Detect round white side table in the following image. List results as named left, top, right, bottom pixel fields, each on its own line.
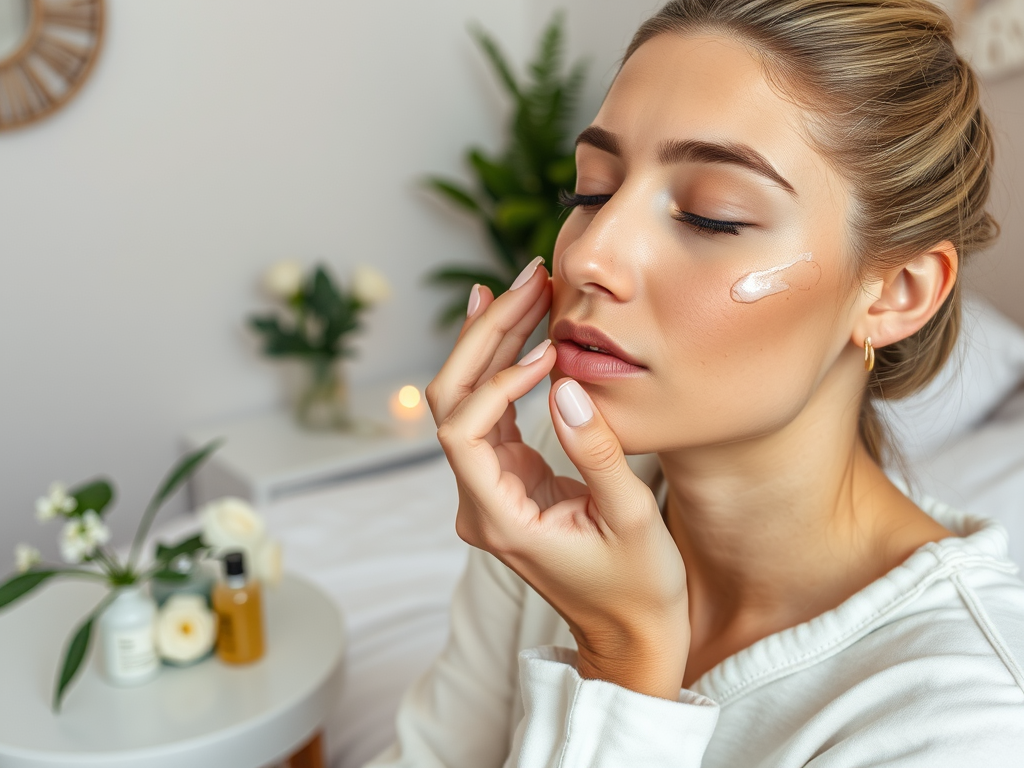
left=0, top=573, right=344, bottom=768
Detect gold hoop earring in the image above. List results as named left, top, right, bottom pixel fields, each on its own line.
left=864, top=337, right=875, bottom=372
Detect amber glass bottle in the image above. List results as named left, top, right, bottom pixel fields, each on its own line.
left=213, top=551, right=265, bottom=664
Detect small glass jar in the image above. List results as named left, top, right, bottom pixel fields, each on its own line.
left=150, top=554, right=215, bottom=607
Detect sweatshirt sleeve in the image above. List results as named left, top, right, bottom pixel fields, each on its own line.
left=365, top=546, right=527, bottom=768
left=505, top=647, right=720, bottom=768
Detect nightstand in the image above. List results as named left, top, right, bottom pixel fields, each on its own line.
left=0, top=574, right=344, bottom=768
left=182, top=372, right=442, bottom=507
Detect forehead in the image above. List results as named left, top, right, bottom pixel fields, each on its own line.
left=596, top=33, right=826, bottom=185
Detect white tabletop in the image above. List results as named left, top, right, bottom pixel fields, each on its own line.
left=0, top=574, right=344, bottom=768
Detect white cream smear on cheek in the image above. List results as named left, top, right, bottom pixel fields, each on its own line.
left=730, top=252, right=822, bottom=304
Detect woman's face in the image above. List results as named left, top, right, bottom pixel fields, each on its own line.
left=549, top=33, right=861, bottom=454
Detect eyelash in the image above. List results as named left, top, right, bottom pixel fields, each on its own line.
left=559, top=191, right=748, bottom=237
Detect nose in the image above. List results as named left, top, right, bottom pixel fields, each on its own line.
left=555, top=194, right=643, bottom=302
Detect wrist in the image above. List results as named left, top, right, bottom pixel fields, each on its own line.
left=574, top=629, right=689, bottom=701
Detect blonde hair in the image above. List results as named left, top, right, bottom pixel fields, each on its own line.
left=625, top=0, right=998, bottom=463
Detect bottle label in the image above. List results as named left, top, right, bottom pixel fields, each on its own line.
left=108, top=625, right=158, bottom=679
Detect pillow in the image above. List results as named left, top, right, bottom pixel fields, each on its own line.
left=879, top=293, right=1024, bottom=462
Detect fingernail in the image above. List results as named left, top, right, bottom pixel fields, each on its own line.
left=517, top=339, right=552, bottom=367
left=555, top=380, right=593, bottom=427
left=509, top=256, right=545, bottom=291
left=467, top=284, right=481, bottom=317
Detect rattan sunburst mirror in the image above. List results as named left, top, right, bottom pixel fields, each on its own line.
left=0, top=0, right=104, bottom=132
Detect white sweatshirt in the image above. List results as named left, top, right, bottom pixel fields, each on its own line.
left=367, top=446, right=1024, bottom=767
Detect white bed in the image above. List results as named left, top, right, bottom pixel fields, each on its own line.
left=155, top=295, right=1024, bottom=768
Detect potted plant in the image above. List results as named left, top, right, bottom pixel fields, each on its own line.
left=249, top=261, right=391, bottom=430
left=424, top=13, right=587, bottom=325
left=0, top=442, right=220, bottom=710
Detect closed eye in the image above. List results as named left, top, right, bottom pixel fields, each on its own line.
left=560, top=191, right=750, bottom=237
left=559, top=191, right=611, bottom=210
left=673, top=211, right=748, bottom=236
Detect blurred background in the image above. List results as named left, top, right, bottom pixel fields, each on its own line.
left=1, top=0, right=1023, bottom=566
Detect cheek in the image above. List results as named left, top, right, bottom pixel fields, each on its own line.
left=640, top=250, right=849, bottom=444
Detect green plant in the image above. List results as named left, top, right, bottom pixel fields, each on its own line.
left=425, top=12, right=587, bottom=325
left=0, top=442, right=221, bottom=710
left=249, top=263, right=388, bottom=364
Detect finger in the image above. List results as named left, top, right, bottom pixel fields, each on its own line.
left=456, top=284, right=495, bottom=342
left=480, top=280, right=552, bottom=384
left=427, top=258, right=549, bottom=424
left=548, top=378, right=651, bottom=533
left=436, top=341, right=556, bottom=515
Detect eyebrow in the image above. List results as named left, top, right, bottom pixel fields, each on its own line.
left=575, top=125, right=797, bottom=196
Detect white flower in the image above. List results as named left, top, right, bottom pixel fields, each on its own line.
left=263, top=260, right=305, bottom=300
left=255, top=538, right=282, bottom=587
left=155, top=594, right=217, bottom=664
left=59, top=510, right=110, bottom=564
left=201, top=497, right=266, bottom=552
left=352, top=264, right=392, bottom=305
left=14, top=543, right=40, bottom=572
left=35, top=482, right=77, bottom=521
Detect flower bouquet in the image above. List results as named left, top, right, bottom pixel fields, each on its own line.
left=0, top=442, right=220, bottom=710
left=249, top=261, right=391, bottom=431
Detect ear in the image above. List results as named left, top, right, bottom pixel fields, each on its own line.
left=854, top=241, right=958, bottom=350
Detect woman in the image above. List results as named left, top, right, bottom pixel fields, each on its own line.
left=371, top=1, right=1024, bottom=765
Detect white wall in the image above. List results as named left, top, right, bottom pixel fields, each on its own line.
left=0, top=0, right=531, bottom=564
left=974, top=75, right=1024, bottom=328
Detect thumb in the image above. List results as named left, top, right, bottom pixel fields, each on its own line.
left=549, top=378, right=650, bottom=523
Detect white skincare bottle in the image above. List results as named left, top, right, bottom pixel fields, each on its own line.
left=98, top=585, right=160, bottom=686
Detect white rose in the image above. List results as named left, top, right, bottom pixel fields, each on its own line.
left=200, top=497, right=266, bottom=551
left=352, top=264, right=392, bottom=305
left=14, top=543, right=40, bottom=572
left=155, top=594, right=217, bottom=664
left=255, top=538, right=282, bottom=587
left=263, top=260, right=304, bottom=300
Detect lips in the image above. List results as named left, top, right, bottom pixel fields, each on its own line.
left=552, top=319, right=646, bottom=382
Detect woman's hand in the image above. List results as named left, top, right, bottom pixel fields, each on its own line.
left=426, top=260, right=690, bottom=700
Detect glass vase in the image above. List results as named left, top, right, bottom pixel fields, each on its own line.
left=296, top=357, right=353, bottom=431
left=98, top=585, right=160, bottom=686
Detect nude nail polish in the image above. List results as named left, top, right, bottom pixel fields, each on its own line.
left=555, top=380, right=594, bottom=427
left=517, top=339, right=552, bottom=366
left=467, top=284, right=482, bottom=317
left=509, top=256, right=545, bottom=291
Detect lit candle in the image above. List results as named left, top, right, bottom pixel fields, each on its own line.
left=389, top=385, right=426, bottom=421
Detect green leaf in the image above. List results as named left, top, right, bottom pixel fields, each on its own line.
left=495, top=198, right=548, bottom=232
left=249, top=315, right=316, bottom=357
left=470, top=24, right=521, bottom=99
left=424, top=178, right=482, bottom=214
left=154, top=534, right=206, bottom=566
left=127, top=441, right=223, bottom=569
left=150, top=569, right=190, bottom=583
left=545, top=156, right=577, bottom=188
left=484, top=220, right=520, bottom=272
left=468, top=150, right=522, bottom=200
left=0, top=570, right=60, bottom=611
left=53, top=594, right=113, bottom=712
left=428, top=267, right=507, bottom=296
left=69, top=480, right=115, bottom=517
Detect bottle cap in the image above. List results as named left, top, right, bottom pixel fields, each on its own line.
left=224, top=550, right=246, bottom=578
